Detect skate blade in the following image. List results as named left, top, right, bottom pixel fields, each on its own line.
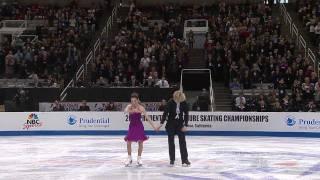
left=136, top=164, right=143, bottom=167
left=182, top=164, right=190, bottom=167
left=125, top=161, right=133, bottom=167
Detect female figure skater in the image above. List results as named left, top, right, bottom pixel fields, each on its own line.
left=124, top=92, right=156, bottom=166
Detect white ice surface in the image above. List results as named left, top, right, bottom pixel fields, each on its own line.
left=0, top=136, right=320, bottom=180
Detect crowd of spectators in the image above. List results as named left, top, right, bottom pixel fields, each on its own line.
left=2, top=1, right=319, bottom=112
left=88, top=2, right=197, bottom=88
left=0, top=1, right=102, bottom=87
left=296, top=0, right=320, bottom=49
left=52, top=99, right=164, bottom=112
left=233, top=90, right=319, bottom=112
left=200, top=2, right=319, bottom=112
left=52, top=100, right=118, bottom=111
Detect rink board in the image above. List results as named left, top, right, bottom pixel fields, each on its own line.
left=0, top=112, right=319, bottom=137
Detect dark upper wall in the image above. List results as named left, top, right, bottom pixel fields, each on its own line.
left=134, top=0, right=296, bottom=6
left=135, top=0, right=264, bottom=6
left=12, top=0, right=109, bottom=7
left=5, top=0, right=296, bottom=7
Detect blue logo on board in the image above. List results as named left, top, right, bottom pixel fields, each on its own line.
left=286, top=116, right=296, bottom=126
left=68, top=115, right=77, bottom=125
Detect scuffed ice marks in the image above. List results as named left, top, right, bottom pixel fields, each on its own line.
left=0, top=136, right=320, bottom=180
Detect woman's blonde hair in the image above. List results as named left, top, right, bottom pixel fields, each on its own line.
left=173, top=90, right=186, bottom=103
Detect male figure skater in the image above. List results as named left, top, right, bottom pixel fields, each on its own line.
left=157, top=90, right=191, bottom=166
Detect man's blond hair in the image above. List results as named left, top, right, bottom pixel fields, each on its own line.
left=173, top=90, right=186, bottom=103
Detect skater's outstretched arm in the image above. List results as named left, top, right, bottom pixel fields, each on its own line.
left=141, top=106, right=157, bottom=130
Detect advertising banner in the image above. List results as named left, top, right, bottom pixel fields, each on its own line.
left=0, top=112, right=320, bottom=137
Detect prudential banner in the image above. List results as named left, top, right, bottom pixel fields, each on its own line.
left=0, top=112, right=319, bottom=135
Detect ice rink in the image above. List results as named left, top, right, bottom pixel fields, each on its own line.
left=0, top=135, right=320, bottom=180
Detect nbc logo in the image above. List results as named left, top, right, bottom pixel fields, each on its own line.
left=23, top=113, right=43, bottom=130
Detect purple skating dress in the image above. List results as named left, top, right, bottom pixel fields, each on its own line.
left=124, top=112, right=149, bottom=142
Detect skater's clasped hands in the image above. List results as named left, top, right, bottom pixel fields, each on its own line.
left=181, top=126, right=188, bottom=132
left=155, top=124, right=162, bottom=132
left=154, top=124, right=187, bottom=132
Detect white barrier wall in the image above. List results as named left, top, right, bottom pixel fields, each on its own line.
left=0, top=112, right=319, bottom=137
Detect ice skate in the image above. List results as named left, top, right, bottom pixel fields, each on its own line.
left=125, top=156, right=132, bottom=167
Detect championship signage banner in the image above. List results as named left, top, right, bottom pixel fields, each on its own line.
left=39, top=102, right=161, bottom=112
left=0, top=112, right=320, bottom=136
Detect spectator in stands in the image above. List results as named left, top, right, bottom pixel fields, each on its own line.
left=314, top=79, right=320, bottom=102
left=144, top=76, right=155, bottom=87
left=305, top=100, right=317, bottom=112
left=229, top=61, right=239, bottom=81
left=315, top=22, right=320, bottom=46
left=140, top=54, right=151, bottom=70
left=0, top=48, right=5, bottom=75
left=282, top=95, right=290, bottom=112
left=257, top=99, right=268, bottom=112
left=310, top=72, right=318, bottom=84
left=113, top=76, right=122, bottom=87
left=291, top=93, right=304, bottom=112
left=309, top=20, right=316, bottom=45
left=29, top=72, right=39, bottom=87
left=5, top=51, right=15, bottom=78
left=79, top=100, right=90, bottom=111
left=192, top=97, right=201, bottom=111
left=302, top=77, right=314, bottom=101
left=155, top=77, right=170, bottom=88
left=97, top=76, right=108, bottom=87
left=187, top=30, right=195, bottom=48
left=234, top=93, right=246, bottom=111
left=267, top=91, right=277, bottom=107
left=198, top=89, right=210, bottom=111
left=229, top=78, right=241, bottom=90
left=277, top=78, right=287, bottom=99
left=75, top=79, right=85, bottom=88
left=267, top=0, right=274, bottom=6
left=241, top=71, right=252, bottom=89
left=245, top=97, right=257, bottom=111
left=52, top=100, right=65, bottom=111
left=106, top=102, right=117, bottom=111
left=272, top=99, right=283, bottom=112
left=158, top=99, right=167, bottom=111
left=13, top=89, right=31, bottom=111
left=129, top=75, right=139, bottom=87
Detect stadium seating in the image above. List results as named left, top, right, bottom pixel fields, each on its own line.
left=0, top=1, right=102, bottom=86
left=0, top=0, right=319, bottom=112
